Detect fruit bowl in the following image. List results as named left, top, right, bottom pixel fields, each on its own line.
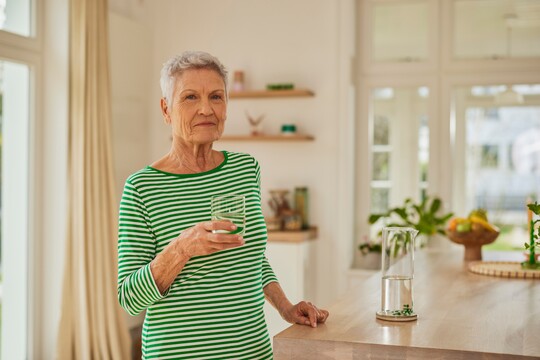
left=446, top=227, right=499, bottom=261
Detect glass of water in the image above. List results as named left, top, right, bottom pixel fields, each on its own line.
left=376, top=226, right=418, bottom=322
left=210, top=194, right=246, bottom=235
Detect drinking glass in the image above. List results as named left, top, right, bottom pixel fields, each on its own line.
left=376, top=226, right=418, bottom=322
left=210, top=195, right=246, bottom=235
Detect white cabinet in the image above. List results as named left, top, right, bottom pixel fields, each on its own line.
left=263, top=235, right=316, bottom=341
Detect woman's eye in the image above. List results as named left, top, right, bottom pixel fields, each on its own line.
left=211, top=94, right=223, bottom=100
left=184, top=94, right=196, bottom=100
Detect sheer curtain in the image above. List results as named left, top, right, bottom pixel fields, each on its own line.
left=57, top=0, right=131, bottom=358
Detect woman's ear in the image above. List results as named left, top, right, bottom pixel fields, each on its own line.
left=160, top=98, right=171, bottom=124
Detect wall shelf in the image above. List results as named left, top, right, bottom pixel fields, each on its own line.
left=219, top=134, right=314, bottom=142
left=229, top=89, right=315, bottom=99
left=267, top=227, right=318, bottom=243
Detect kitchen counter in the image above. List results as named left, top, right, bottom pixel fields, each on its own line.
left=273, top=250, right=540, bottom=359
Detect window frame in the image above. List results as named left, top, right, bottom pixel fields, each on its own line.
left=0, top=0, right=42, bottom=357
left=443, top=72, right=540, bottom=217
left=0, top=0, right=41, bottom=52
left=441, top=0, right=540, bottom=73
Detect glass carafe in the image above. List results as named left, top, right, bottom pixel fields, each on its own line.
left=376, top=227, right=419, bottom=322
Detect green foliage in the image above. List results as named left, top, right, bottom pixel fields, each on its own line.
left=368, top=196, right=454, bottom=237
left=526, top=201, right=540, bottom=251
left=392, top=304, right=414, bottom=316
left=522, top=201, right=540, bottom=269
left=359, top=242, right=382, bottom=254
left=527, top=202, right=540, bottom=215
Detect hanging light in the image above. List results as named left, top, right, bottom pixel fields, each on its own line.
left=494, top=85, right=524, bottom=105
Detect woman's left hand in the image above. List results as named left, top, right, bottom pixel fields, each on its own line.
left=281, top=301, right=329, bottom=328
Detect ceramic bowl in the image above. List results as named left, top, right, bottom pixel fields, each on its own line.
left=446, top=227, right=499, bottom=261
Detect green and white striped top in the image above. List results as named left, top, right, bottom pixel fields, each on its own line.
left=117, top=151, right=277, bottom=359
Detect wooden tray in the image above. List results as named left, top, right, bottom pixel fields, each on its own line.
left=468, top=261, right=540, bottom=279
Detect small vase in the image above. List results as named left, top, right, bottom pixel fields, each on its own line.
left=357, top=252, right=381, bottom=270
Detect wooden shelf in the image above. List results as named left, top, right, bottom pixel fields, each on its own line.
left=218, top=134, right=314, bottom=142
left=267, top=227, right=318, bottom=243
left=229, top=89, right=314, bottom=99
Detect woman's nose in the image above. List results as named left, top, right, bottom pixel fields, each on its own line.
left=198, top=99, right=212, bottom=115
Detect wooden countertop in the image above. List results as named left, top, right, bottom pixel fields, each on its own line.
left=274, top=250, right=540, bottom=359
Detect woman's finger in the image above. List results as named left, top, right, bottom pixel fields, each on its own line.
left=302, top=303, right=318, bottom=327
left=311, top=304, right=322, bottom=318
left=208, top=232, right=244, bottom=244
left=319, top=309, right=329, bottom=323
left=201, top=220, right=237, bottom=232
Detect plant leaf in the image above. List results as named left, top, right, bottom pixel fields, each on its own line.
left=527, top=202, right=540, bottom=215
left=392, top=208, right=408, bottom=221
left=369, top=214, right=385, bottom=224
left=430, top=198, right=441, bottom=214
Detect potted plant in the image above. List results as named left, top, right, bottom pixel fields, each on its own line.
left=523, top=202, right=540, bottom=270
left=368, top=196, right=454, bottom=248
left=357, top=236, right=382, bottom=270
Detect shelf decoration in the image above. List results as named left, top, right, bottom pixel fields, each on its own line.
left=245, top=111, right=265, bottom=136
left=266, top=83, right=294, bottom=91
left=232, top=70, right=245, bottom=92
left=267, top=189, right=302, bottom=231
left=229, top=89, right=314, bottom=99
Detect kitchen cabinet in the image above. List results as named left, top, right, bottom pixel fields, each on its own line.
left=264, top=229, right=317, bottom=341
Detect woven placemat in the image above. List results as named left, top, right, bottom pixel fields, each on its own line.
left=468, top=261, right=540, bottom=279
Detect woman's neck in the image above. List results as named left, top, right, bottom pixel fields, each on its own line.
left=152, top=139, right=221, bottom=174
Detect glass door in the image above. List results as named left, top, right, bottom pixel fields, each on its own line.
left=453, top=84, right=540, bottom=250
left=370, top=86, right=430, bottom=213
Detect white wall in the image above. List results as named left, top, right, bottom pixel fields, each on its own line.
left=146, top=0, right=354, bottom=308
left=109, top=10, right=154, bottom=328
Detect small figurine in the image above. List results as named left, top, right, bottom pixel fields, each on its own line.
left=245, top=111, right=265, bottom=136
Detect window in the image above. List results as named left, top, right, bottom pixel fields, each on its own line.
left=453, top=0, right=540, bottom=60
left=0, top=0, right=33, bottom=37
left=0, top=59, right=31, bottom=360
left=369, top=86, right=430, bottom=214
left=0, top=0, right=37, bottom=357
left=356, top=0, right=540, bottom=263
left=454, top=84, right=540, bottom=250
left=372, top=1, right=429, bottom=62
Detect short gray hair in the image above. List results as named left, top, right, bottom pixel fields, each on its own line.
left=160, top=51, right=228, bottom=107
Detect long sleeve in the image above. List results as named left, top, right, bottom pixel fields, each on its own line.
left=261, top=256, right=278, bottom=287
left=253, top=158, right=279, bottom=288
left=117, top=180, right=166, bottom=316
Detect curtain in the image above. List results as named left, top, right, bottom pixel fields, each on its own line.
left=57, top=0, right=131, bottom=358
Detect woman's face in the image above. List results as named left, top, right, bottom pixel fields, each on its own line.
left=162, top=68, right=227, bottom=145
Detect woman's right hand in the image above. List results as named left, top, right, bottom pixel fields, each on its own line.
left=151, top=221, right=244, bottom=294
left=175, top=220, right=245, bottom=258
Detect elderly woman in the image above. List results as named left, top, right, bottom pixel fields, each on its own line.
left=117, top=51, right=329, bottom=360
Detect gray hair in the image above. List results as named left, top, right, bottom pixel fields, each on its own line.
left=160, top=51, right=228, bottom=108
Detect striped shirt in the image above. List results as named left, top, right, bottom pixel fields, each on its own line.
left=117, top=151, right=277, bottom=359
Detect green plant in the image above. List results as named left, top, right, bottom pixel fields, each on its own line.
left=369, top=196, right=454, bottom=238
left=358, top=241, right=382, bottom=255
left=523, top=202, right=540, bottom=269
left=392, top=304, right=413, bottom=316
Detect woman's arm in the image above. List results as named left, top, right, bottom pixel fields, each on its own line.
left=117, top=179, right=243, bottom=315
left=150, top=221, right=244, bottom=294
left=263, top=281, right=329, bottom=328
